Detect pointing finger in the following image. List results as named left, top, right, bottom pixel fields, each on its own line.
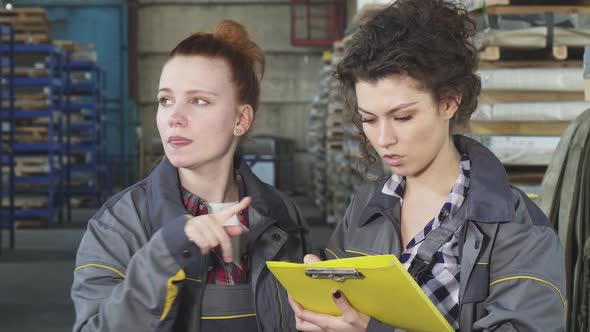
left=216, top=196, right=251, bottom=222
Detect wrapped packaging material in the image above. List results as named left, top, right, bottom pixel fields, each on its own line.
left=356, top=0, right=509, bottom=13
left=478, top=135, right=560, bottom=165
left=478, top=68, right=584, bottom=92
left=476, top=27, right=590, bottom=48
left=472, top=102, right=590, bottom=122
left=475, top=13, right=590, bottom=48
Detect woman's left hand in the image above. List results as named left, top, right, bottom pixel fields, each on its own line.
left=287, top=290, right=370, bottom=332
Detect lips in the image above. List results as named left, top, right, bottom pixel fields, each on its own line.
left=382, top=154, right=402, bottom=167
left=168, top=135, right=193, bottom=148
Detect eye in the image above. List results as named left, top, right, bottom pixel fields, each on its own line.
left=192, top=98, right=209, bottom=106
left=159, top=97, right=173, bottom=107
left=394, top=115, right=413, bottom=122
left=360, top=118, right=376, bottom=124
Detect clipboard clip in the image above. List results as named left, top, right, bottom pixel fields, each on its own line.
left=305, top=268, right=365, bottom=283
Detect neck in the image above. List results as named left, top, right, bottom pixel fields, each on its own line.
left=178, top=157, right=238, bottom=203
left=405, top=136, right=461, bottom=197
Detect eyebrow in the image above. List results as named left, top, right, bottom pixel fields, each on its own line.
left=157, top=88, right=218, bottom=96
left=357, top=101, right=418, bottom=116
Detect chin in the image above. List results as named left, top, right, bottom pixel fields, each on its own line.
left=166, top=155, right=197, bottom=169
left=390, top=166, right=407, bottom=176
left=389, top=164, right=417, bottom=177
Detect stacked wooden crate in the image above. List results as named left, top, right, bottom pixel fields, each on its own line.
left=0, top=43, right=65, bottom=227
left=52, top=40, right=97, bottom=134
left=0, top=8, right=50, bottom=44
left=54, top=40, right=97, bottom=62
left=306, top=51, right=332, bottom=214
left=323, top=41, right=354, bottom=224
left=470, top=5, right=590, bottom=199
left=0, top=52, right=62, bottom=185
left=53, top=40, right=106, bottom=215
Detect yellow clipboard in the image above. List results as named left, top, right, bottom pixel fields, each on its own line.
left=267, top=255, right=454, bottom=332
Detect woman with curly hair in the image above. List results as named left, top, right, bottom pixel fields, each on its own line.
left=288, top=0, right=566, bottom=331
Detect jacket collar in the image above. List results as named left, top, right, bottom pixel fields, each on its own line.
left=358, top=135, right=514, bottom=226
left=454, top=135, right=514, bottom=223
left=146, top=157, right=298, bottom=233
left=358, top=178, right=399, bottom=227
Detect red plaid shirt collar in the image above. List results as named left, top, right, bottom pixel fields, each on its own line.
left=180, top=171, right=249, bottom=285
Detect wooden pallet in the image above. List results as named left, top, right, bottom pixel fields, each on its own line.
left=0, top=8, right=49, bottom=43
left=70, top=73, right=92, bottom=83
left=2, top=67, right=50, bottom=77
left=479, top=44, right=583, bottom=61
left=2, top=99, right=51, bottom=110
left=326, top=130, right=345, bottom=140
left=508, top=171, right=545, bottom=184
left=326, top=118, right=343, bottom=127
left=469, top=121, right=569, bottom=136
left=0, top=16, right=45, bottom=25
left=0, top=8, right=47, bottom=17
left=53, top=40, right=94, bottom=53
left=327, top=108, right=346, bottom=116
left=2, top=156, right=52, bottom=176
left=478, top=60, right=583, bottom=69
left=15, top=219, right=48, bottom=229
left=15, top=156, right=52, bottom=166
left=13, top=126, right=49, bottom=143
left=32, top=116, right=72, bottom=126
left=2, top=195, right=48, bottom=209
left=477, top=15, right=590, bottom=61
left=0, top=8, right=47, bottom=24
left=326, top=142, right=344, bottom=150
left=14, top=92, right=48, bottom=100
left=71, top=51, right=97, bottom=62
left=483, top=5, right=590, bottom=15
left=351, top=0, right=511, bottom=31
left=9, top=22, right=48, bottom=33
left=2, top=33, right=51, bottom=44
left=479, top=90, right=584, bottom=103
left=3, top=100, right=51, bottom=110
left=11, top=165, right=50, bottom=176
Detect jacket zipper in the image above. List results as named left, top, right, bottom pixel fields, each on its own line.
left=248, top=229, right=287, bottom=331
left=197, top=255, right=209, bottom=330
left=458, top=220, right=470, bottom=316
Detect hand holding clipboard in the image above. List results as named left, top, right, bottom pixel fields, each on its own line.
left=267, top=255, right=454, bottom=332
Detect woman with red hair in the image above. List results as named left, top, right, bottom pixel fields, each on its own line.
left=72, top=20, right=307, bottom=332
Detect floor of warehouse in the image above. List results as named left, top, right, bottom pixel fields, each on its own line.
left=0, top=196, right=330, bottom=331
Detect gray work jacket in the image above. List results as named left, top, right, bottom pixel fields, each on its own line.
left=326, top=135, right=566, bottom=332
left=71, top=158, right=307, bottom=332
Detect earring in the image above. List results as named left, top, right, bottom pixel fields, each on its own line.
left=235, top=128, right=243, bottom=135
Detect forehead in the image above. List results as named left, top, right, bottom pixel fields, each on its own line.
left=355, top=75, right=430, bottom=110
left=159, top=55, right=234, bottom=92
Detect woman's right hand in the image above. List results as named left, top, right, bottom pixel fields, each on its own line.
left=184, top=197, right=251, bottom=263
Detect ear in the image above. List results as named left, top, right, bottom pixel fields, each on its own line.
left=439, top=94, right=462, bottom=121
left=234, top=104, right=254, bottom=136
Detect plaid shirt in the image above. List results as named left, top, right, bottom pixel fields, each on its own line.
left=382, top=155, right=471, bottom=330
left=181, top=173, right=249, bottom=285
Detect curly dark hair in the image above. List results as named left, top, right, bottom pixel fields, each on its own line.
left=335, top=0, right=481, bottom=174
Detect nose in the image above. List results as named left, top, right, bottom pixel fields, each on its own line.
left=168, top=106, right=188, bottom=128
left=376, top=121, right=397, bottom=149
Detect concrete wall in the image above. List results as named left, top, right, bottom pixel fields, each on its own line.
left=136, top=0, right=323, bottom=191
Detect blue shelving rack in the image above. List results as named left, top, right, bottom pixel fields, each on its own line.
left=1, top=43, right=65, bottom=227
left=0, top=24, right=15, bottom=252
left=64, top=59, right=110, bottom=222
